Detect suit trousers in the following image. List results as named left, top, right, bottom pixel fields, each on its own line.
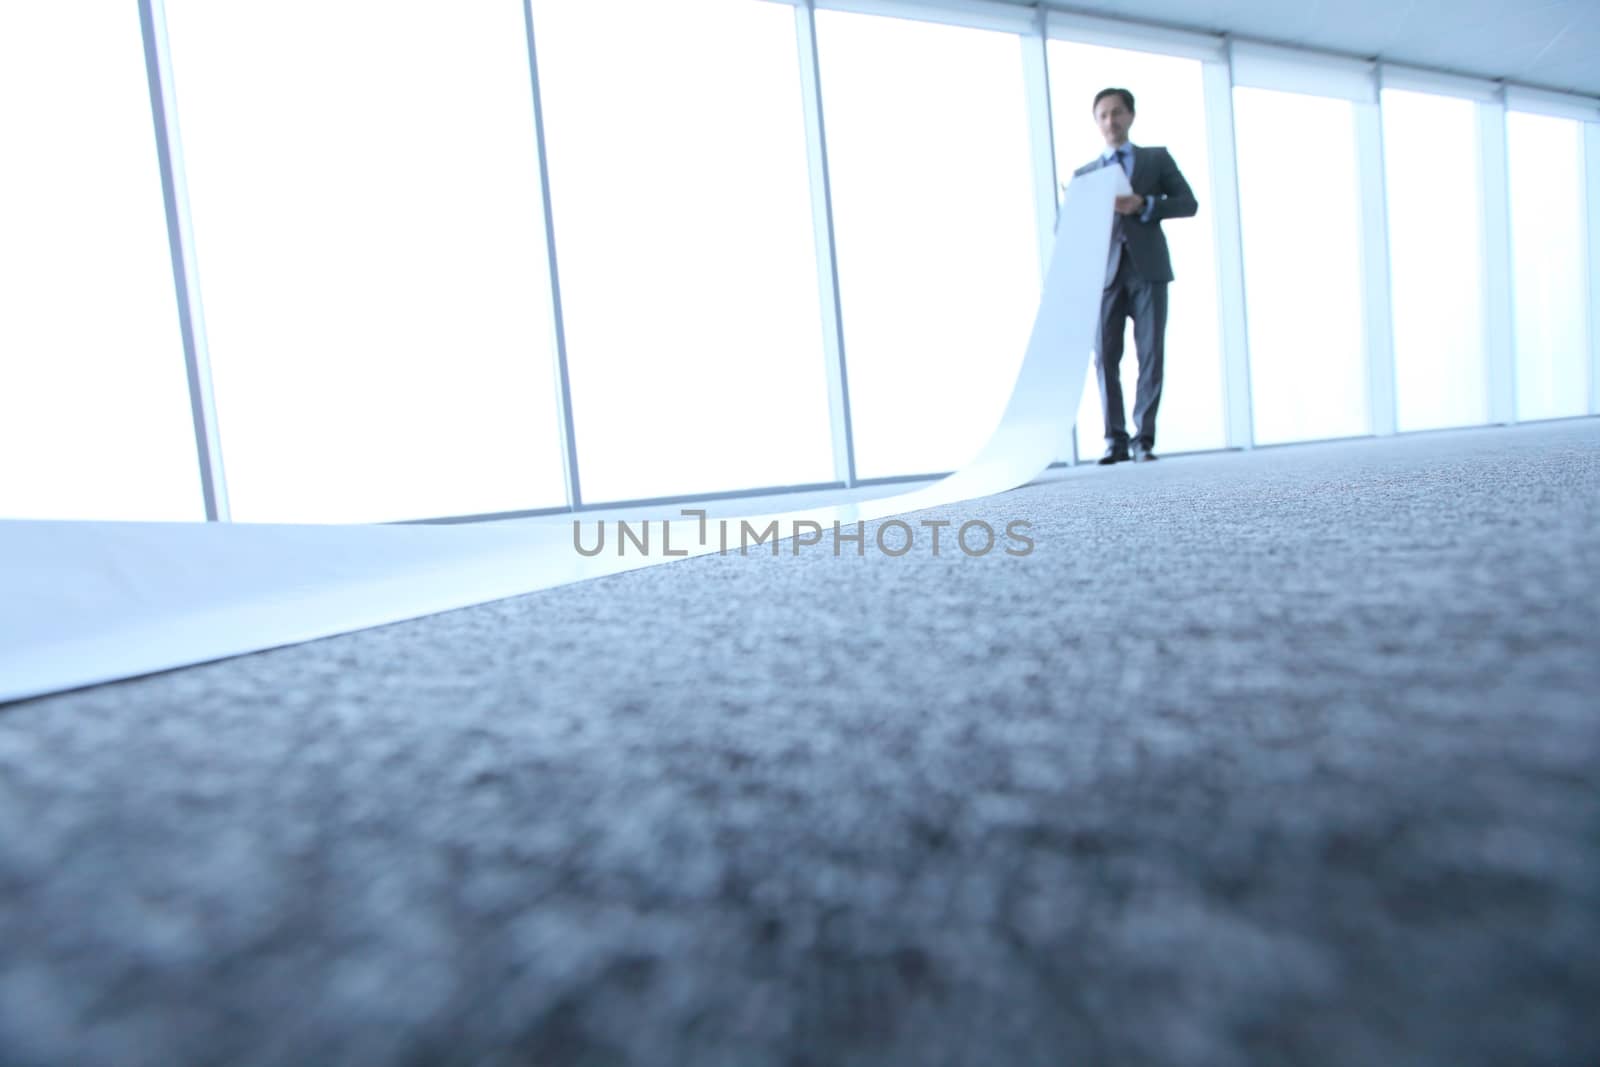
left=1095, top=253, right=1168, bottom=449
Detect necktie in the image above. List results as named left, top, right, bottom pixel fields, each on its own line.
left=1108, top=148, right=1130, bottom=255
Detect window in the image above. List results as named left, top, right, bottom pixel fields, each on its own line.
left=1381, top=88, right=1488, bottom=432
left=164, top=0, right=567, bottom=523
left=1507, top=110, right=1590, bottom=421
left=532, top=0, right=834, bottom=504
left=1233, top=87, right=1369, bottom=444
left=817, top=10, right=1039, bottom=480
left=0, top=1, right=202, bottom=521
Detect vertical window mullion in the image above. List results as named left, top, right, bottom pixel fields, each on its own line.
left=795, top=0, right=857, bottom=487
left=521, top=0, right=583, bottom=510
left=1019, top=14, right=1076, bottom=464
left=139, top=0, right=229, bottom=520
left=1585, top=121, right=1600, bottom=416
left=1356, top=94, right=1398, bottom=436
left=1479, top=96, right=1517, bottom=425
left=1213, top=45, right=1254, bottom=448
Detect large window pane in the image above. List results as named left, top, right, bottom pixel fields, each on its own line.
left=532, top=0, right=833, bottom=504
left=0, top=2, right=202, bottom=521
left=1382, top=89, right=1488, bottom=432
left=817, top=12, right=1039, bottom=479
left=1507, top=111, right=1589, bottom=422
left=164, top=0, right=566, bottom=523
left=1234, top=88, right=1369, bottom=445
left=1048, top=41, right=1225, bottom=459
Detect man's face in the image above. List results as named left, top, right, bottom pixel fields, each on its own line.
left=1094, top=96, right=1134, bottom=147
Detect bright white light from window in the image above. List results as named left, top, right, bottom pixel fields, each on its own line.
left=0, top=1, right=202, bottom=521
left=532, top=0, right=834, bottom=504
left=1382, top=89, right=1488, bottom=432
left=1234, top=87, right=1369, bottom=445
left=164, top=0, right=567, bottom=523
left=816, top=11, right=1040, bottom=480
left=1507, top=111, right=1589, bottom=422
left=1048, top=41, right=1225, bottom=459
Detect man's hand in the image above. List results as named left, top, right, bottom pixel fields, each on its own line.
left=1114, top=194, right=1145, bottom=216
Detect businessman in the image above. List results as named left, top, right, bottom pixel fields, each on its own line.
left=1073, top=88, right=1198, bottom=464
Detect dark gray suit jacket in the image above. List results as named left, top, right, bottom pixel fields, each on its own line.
left=1072, top=145, right=1198, bottom=284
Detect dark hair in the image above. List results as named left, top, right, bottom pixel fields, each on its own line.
left=1093, top=87, right=1135, bottom=114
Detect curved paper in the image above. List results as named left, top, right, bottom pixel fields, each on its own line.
left=0, top=167, right=1120, bottom=703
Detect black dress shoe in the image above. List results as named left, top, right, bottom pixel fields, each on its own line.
left=1097, top=444, right=1130, bottom=465
left=1130, top=441, right=1158, bottom=462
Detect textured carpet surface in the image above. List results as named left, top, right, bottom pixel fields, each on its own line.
left=2, top=420, right=1598, bottom=1066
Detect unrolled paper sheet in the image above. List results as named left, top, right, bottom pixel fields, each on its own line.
left=0, top=166, right=1121, bottom=703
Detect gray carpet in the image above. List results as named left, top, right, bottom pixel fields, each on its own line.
left=2, top=419, right=1598, bottom=1067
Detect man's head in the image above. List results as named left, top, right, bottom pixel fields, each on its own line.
left=1093, top=88, right=1136, bottom=147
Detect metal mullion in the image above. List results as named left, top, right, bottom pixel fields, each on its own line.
left=1478, top=94, right=1517, bottom=425
left=1585, top=122, right=1600, bottom=416
left=138, top=0, right=229, bottom=521
left=1210, top=47, right=1254, bottom=449
left=1357, top=94, right=1398, bottom=436
left=521, top=0, right=584, bottom=510
left=1020, top=12, right=1077, bottom=465
left=1021, top=14, right=1058, bottom=287
left=795, top=0, right=858, bottom=487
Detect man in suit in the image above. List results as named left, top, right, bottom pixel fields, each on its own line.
left=1072, top=88, right=1198, bottom=464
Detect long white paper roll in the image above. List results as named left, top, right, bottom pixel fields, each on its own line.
left=0, top=166, right=1121, bottom=703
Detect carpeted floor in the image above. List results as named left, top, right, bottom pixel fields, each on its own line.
left=2, top=419, right=1597, bottom=1066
